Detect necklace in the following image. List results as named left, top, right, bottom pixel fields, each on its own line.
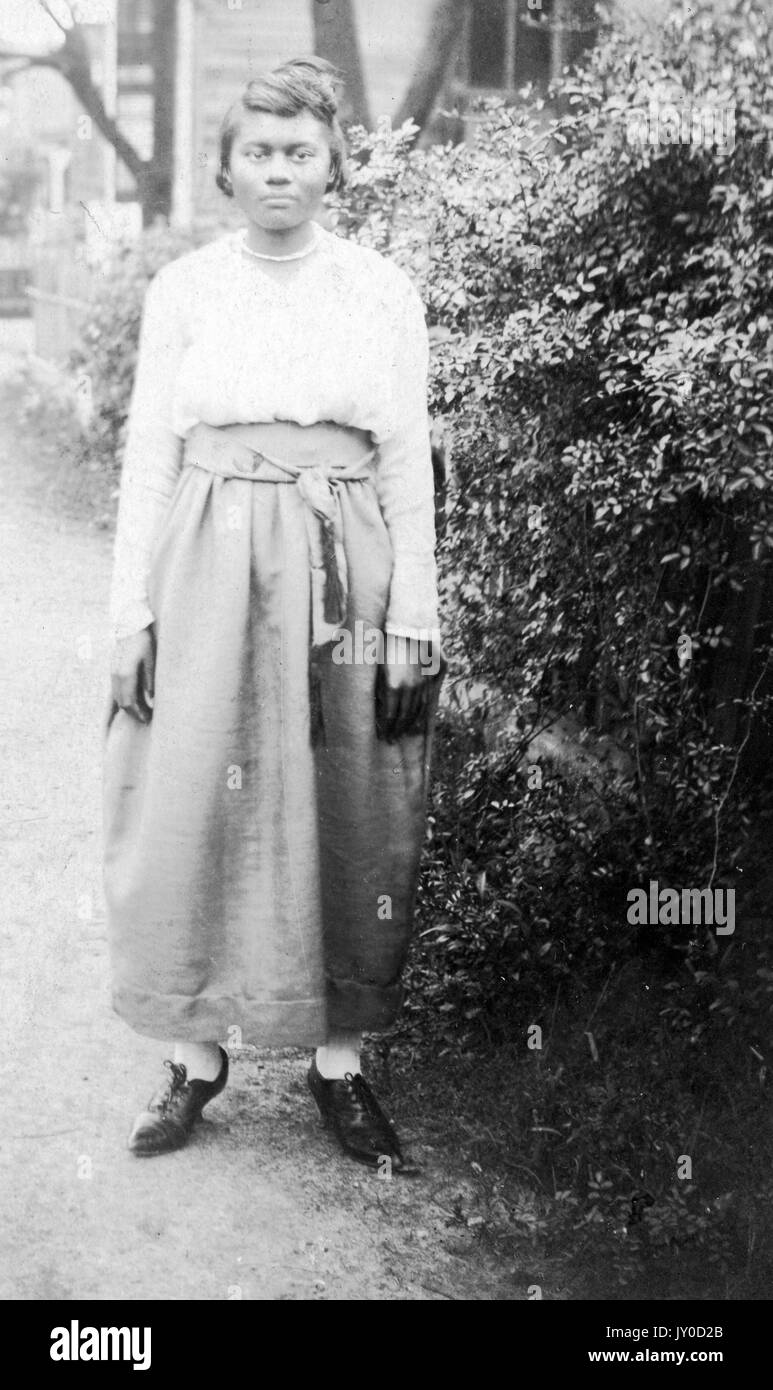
left=239, top=226, right=321, bottom=262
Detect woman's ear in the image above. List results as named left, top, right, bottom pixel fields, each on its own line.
left=326, top=151, right=346, bottom=194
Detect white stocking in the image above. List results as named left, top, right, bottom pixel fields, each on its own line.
left=315, top=1029, right=363, bottom=1080
left=173, top=1040, right=223, bottom=1082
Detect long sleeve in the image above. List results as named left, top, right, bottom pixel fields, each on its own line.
left=375, top=274, right=441, bottom=644
left=108, top=264, right=188, bottom=647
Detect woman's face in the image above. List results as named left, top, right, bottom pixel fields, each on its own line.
left=227, top=109, right=333, bottom=232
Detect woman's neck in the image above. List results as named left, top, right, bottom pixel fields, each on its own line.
left=243, top=221, right=318, bottom=258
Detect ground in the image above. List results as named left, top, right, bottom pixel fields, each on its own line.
left=0, top=330, right=525, bottom=1302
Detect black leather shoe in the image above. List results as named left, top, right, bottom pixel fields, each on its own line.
left=307, top=1058, right=418, bottom=1174
left=127, top=1047, right=229, bottom=1156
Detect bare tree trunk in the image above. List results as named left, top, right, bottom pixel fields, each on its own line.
left=549, top=0, right=598, bottom=85
left=311, top=0, right=371, bottom=130
left=393, top=0, right=466, bottom=137
left=145, top=0, right=178, bottom=225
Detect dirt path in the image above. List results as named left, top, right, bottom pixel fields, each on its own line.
left=0, top=401, right=515, bottom=1302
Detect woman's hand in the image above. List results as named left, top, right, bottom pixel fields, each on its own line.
left=375, top=640, right=445, bottom=742
left=110, top=626, right=156, bottom=725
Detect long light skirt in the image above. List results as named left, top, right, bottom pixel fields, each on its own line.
left=102, top=458, right=437, bottom=1045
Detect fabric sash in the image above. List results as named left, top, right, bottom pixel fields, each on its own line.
left=183, top=420, right=376, bottom=649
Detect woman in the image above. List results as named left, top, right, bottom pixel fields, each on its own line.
left=102, top=57, right=442, bottom=1173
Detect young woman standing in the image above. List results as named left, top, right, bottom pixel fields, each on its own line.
left=103, top=58, right=442, bottom=1173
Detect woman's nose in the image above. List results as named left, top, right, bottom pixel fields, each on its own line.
left=265, top=158, right=291, bottom=183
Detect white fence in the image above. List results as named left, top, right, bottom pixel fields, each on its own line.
left=0, top=236, right=31, bottom=317
left=26, top=245, right=94, bottom=363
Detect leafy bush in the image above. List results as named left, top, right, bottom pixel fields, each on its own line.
left=68, top=222, right=205, bottom=473
left=347, top=0, right=772, bottom=1296
left=0, top=353, right=82, bottom=439
left=336, top=0, right=773, bottom=1031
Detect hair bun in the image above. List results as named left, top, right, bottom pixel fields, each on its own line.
left=273, top=56, right=341, bottom=116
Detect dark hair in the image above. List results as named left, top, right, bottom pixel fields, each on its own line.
left=216, top=56, right=347, bottom=198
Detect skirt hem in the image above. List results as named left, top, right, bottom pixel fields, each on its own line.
left=112, top=977, right=406, bottom=1043
left=326, top=978, right=404, bottom=1032
left=112, top=989, right=328, bottom=1047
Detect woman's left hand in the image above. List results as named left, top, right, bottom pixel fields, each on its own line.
left=375, top=644, right=445, bottom=743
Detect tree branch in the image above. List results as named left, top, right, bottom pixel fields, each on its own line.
left=56, top=22, right=146, bottom=181
left=393, top=0, right=467, bottom=136
left=39, top=0, right=72, bottom=35
left=0, top=55, right=38, bottom=74
left=311, top=0, right=372, bottom=130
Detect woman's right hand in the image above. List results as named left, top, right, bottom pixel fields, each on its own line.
left=110, top=625, right=156, bottom=724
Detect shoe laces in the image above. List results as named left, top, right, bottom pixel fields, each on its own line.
left=343, top=1071, right=402, bottom=1153
left=156, top=1059, right=189, bottom=1111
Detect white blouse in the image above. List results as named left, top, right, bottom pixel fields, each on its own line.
left=108, top=222, right=440, bottom=648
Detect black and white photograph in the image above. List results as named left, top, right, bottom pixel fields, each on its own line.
left=0, top=0, right=770, bottom=1341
